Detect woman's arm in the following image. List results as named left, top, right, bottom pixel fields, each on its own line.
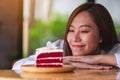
left=99, top=54, right=117, bottom=66
left=12, top=55, right=35, bottom=70
left=64, top=54, right=117, bottom=69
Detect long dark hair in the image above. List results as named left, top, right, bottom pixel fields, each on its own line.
left=64, top=2, right=119, bottom=56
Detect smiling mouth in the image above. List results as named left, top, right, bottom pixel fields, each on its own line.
left=72, top=45, right=85, bottom=48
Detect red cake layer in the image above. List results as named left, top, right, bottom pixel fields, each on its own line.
left=36, top=58, right=62, bottom=63
left=37, top=52, right=63, bottom=58
left=36, top=52, right=63, bottom=67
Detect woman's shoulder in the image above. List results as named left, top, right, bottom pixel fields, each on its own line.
left=109, top=43, right=120, bottom=53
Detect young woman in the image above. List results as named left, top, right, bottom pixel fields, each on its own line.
left=63, top=2, right=120, bottom=69
left=12, top=2, right=120, bottom=70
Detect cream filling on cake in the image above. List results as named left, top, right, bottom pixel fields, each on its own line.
left=37, top=63, right=63, bottom=65
left=37, top=57, right=62, bottom=61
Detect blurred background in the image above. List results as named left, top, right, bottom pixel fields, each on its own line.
left=0, top=0, right=120, bottom=69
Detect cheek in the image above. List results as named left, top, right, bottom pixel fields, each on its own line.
left=67, top=33, right=72, bottom=43
left=84, top=34, right=100, bottom=47
left=80, top=31, right=99, bottom=43
left=92, top=33, right=101, bottom=43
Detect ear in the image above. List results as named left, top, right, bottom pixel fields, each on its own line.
left=99, top=37, right=102, bottom=43
left=99, top=39, right=102, bottom=43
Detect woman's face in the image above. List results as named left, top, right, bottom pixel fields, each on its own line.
left=67, top=11, right=102, bottom=56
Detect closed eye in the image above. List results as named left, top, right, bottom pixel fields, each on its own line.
left=81, top=31, right=89, bottom=33
left=68, top=30, right=74, bottom=32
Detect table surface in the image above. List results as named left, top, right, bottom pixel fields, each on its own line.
left=0, top=69, right=120, bottom=80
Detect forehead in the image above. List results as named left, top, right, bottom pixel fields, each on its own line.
left=70, top=11, right=97, bottom=29
left=72, top=11, right=94, bottom=24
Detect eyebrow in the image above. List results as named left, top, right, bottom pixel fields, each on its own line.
left=70, top=24, right=92, bottom=28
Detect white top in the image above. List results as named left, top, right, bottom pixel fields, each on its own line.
left=12, top=39, right=120, bottom=70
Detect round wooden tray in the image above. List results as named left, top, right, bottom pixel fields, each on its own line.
left=21, top=64, right=75, bottom=73
left=20, top=71, right=75, bottom=79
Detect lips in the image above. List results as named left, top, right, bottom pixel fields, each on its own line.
left=72, top=44, right=85, bottom=49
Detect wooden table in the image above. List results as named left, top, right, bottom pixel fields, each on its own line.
left=0, top=69, right=120, bottom=80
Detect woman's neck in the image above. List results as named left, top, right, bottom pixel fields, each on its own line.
left=89, top=47, right=101, bottom=55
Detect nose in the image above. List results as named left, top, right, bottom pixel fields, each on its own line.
left=72, top=32, right=81, bottom=42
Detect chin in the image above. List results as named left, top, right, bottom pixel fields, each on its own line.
left=72, top=52, right=85, bottom=56
left=72, top=50, right=90, bottom=56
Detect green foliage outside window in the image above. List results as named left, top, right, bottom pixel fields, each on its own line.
left=115, top=26, right=120, bottom=39
left=29, top=14, right=69, bottom=53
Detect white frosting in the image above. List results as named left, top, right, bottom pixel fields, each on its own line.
left=37, top=63, right=63, bottom=65
left=35, top=47, right=63, bottom=57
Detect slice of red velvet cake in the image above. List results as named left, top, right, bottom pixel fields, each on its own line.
left=35, top=47, right=63, bottom=67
